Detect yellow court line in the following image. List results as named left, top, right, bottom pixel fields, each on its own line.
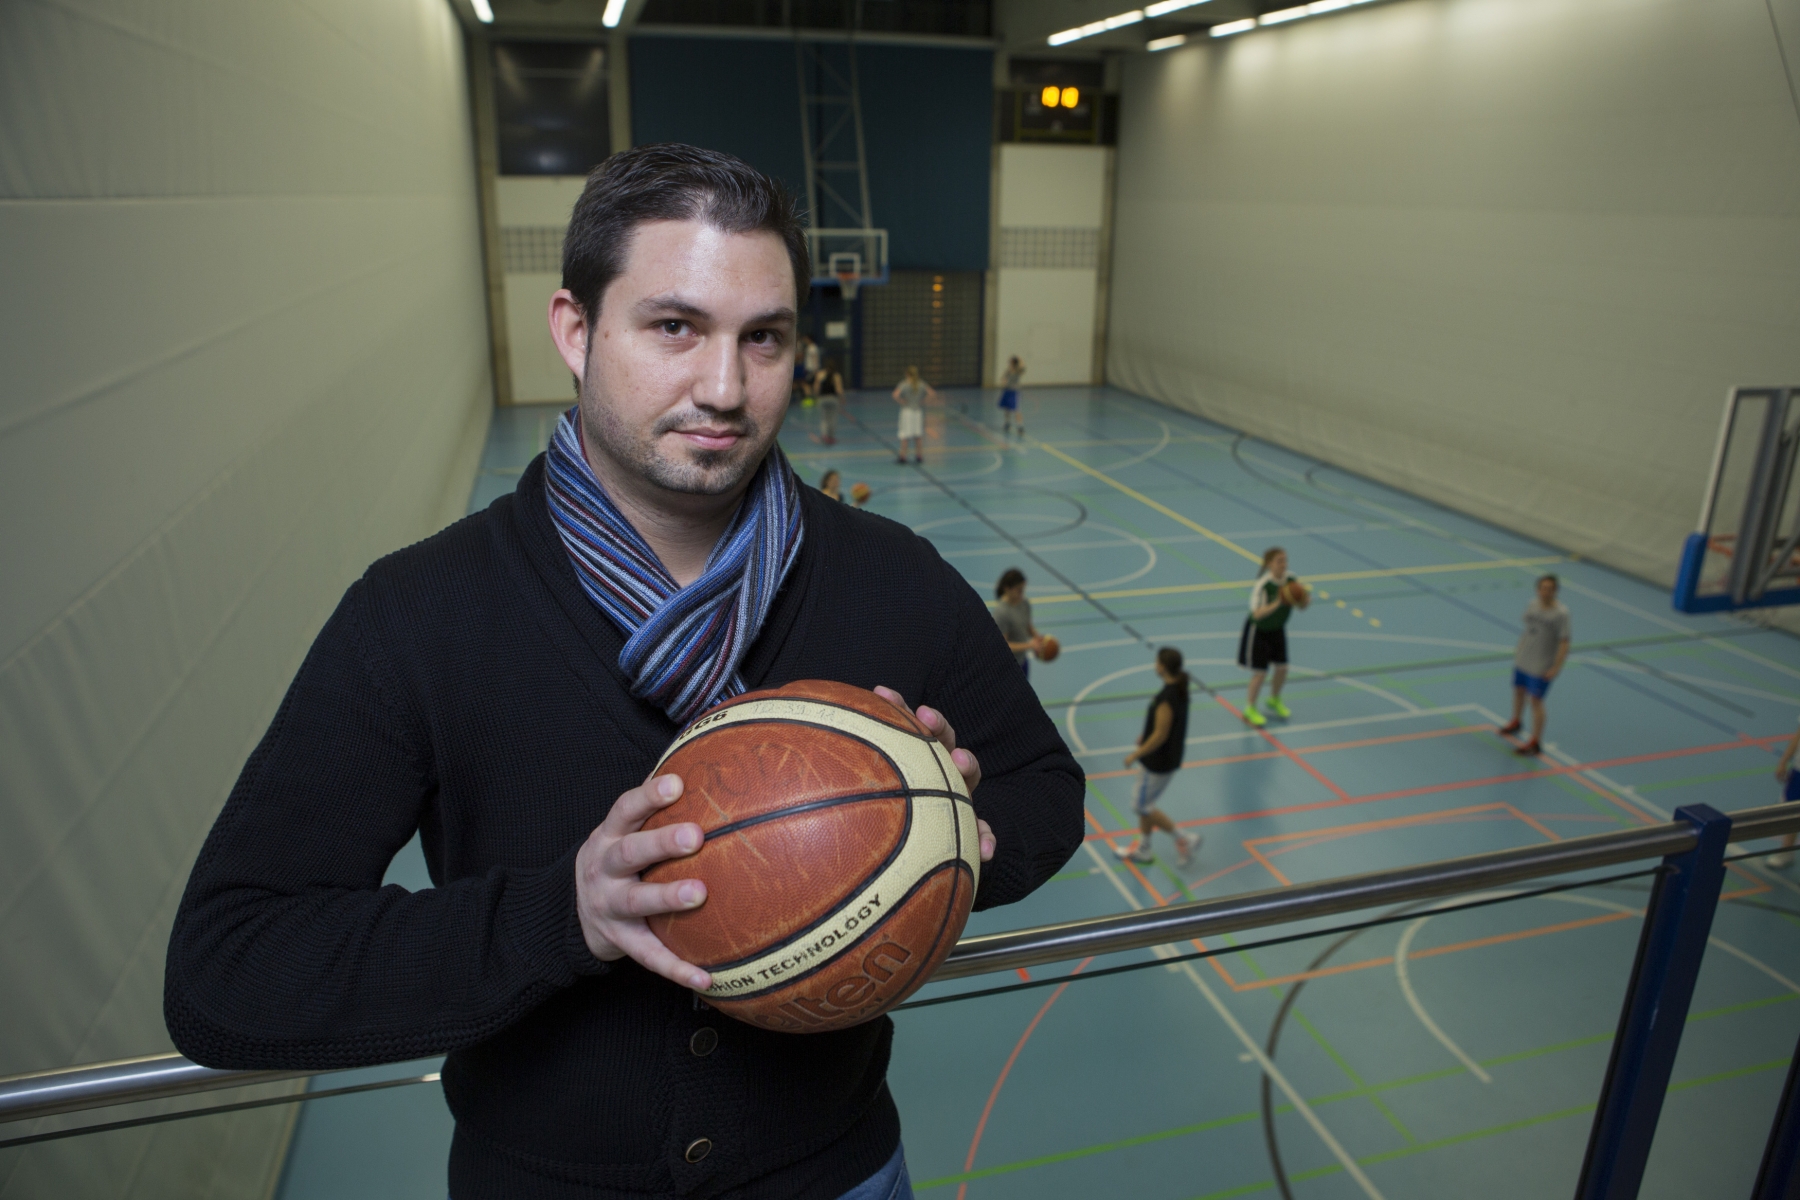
left=1025, top=555, right=1570, bottom=606
left=1029, top=440, right=1264, bottom=564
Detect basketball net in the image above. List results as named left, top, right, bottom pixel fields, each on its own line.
left=836, top=271, right=860, bottom=302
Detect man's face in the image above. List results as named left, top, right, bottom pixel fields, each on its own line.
left=556, top=219, right=797, bottom=499
left=1538, top=578, right=1558, bottom=605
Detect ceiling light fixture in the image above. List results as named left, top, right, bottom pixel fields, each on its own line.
left=1210, top=17, right=1255, bottom=35
left=470, top=0, right=494, bottom=21
left=1145, top=0, right=1210, bottom=14
left=1147, top=33, right=1188, bottom=50
left=1259, top=5, right=1309, bottom=23
left=1048, top=8, right=1144, bottom=44
left=601, top=0, right=627, bottom=27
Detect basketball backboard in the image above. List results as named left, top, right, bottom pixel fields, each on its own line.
left=1673, top=387, right=1800, bottom=613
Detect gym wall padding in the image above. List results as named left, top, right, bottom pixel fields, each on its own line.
left=1108, top=0, right=1800, bottom=588
left=0, top=1, right=492, bottom=1196
left=628, top=35, right=991, bottom=272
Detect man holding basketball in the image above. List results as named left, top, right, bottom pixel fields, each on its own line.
left=165, top=145, right=1084, bottom=1200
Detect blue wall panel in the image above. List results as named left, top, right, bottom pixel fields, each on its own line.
left=628, top=37, right=808, bottom=200
left=859, top=44, right=992, bottom=272
left=628, top=37, right=991, bottom=273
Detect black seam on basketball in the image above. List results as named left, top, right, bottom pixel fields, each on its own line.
left=906, top=863, right=973, bottom=999
left=665, top=720, right=917, bottom=825
left=698, top=789, right=909, bottom=840
left=676, top=711, right=937, bottom=749
left=704, top=856, right=962, bottom=996
left=700, top=798, right=915, bottom=974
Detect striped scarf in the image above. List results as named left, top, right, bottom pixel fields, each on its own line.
left=544, top=407, right=805, bottom=725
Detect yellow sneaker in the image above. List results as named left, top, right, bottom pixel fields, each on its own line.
left=1244, top=706, right=1267, bottom=727
left=1266, top=697, right=1291, bottom=719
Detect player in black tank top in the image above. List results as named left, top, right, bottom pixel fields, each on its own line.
left=1118, top=647, right=1200, bottom=866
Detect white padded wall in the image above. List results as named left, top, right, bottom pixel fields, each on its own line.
left=0, top=1, right=492, bottom=1195
left=1109, top=0, right=1800, bottom=584
left=497, top=175, right=587, bottom=403
left=994, top=143, right=1109, bottom=385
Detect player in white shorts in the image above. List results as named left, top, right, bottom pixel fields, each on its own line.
left=893, top=365, right=933, bottom=464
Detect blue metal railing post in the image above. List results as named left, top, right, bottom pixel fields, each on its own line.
left=1575, top=803, right=1731, bottom=1200
left=1751, top=1033, right=1800, bottom=1200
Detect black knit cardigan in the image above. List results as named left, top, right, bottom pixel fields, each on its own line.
left=165, top=455, right=1086, bottom=1200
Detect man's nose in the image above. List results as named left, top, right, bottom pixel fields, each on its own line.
left=692, top=335, right=748, bottom=412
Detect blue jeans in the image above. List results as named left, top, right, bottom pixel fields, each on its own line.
left=838, top=1143, right=912, bottom=1200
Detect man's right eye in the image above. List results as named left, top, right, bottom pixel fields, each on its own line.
left=659, top=320, right=686, bottom=336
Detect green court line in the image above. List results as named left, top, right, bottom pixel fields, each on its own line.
left=1289, top=1009, right=1417, bottom=1143
left=912, top=1109, right=1263, bottom=1189
left=913, top=995, right=1800, bottom=1189
left=1084, top=493, right=1236, bottom=584
left=1047, top=868, right=1097, bottom=883
left=1636, top=764, right=1783, bottom=793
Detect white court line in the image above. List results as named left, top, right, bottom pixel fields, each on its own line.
left=1080, top=840, right=1389, bottom=1200
left=1395, top=910, right=1494, bottom=1084
left=1572, top=656, right=1800, bottom=708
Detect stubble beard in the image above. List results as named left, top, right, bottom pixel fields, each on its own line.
left=580, top=387, right=773, bottom=499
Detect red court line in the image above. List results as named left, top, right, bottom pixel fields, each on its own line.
left=1083, top=724, right=1495, bottom=782
left=1080, top=731, right=1791, bottom=842
left=1211, top=695, right=1352, bottom=802
left=956, top=956, right=1095, bottom=1200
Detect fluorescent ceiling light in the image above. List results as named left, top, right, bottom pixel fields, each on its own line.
left=1048, top=8, right=1142, bottom=43
left=1260, top=5, right=1309, bottom=23
left=1147, top=33, right=1188, bottom=50
left=470, top=0, right=494, bottom=21
left=1307, top=0, right=1356, bottom=11
left=1145, top=0, right=1209, bottom=14
left=1210, top=17, right=1255, bottom=35
left=601, top=0, right=627, bottom=27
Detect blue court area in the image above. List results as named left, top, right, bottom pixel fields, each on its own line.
left=280, top=387, right=1800, bottom=1200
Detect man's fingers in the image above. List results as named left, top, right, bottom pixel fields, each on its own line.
left=618, top=877, right=708, bottom=918
left=952, top=747, right=982, bottom=792
left=605, top=774, right=684, bottom=833
left=916, top=705, right=957, bottom=753
left=977, top=818, right=996, bottom=863
left=605, top=822, right=704, bottom=875
left=611, top=924, right=712, bottom=991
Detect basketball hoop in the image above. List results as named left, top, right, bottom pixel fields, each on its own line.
left=827, top=250, right=863, bottom=302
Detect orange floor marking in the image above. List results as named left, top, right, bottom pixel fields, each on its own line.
left=1212, top=694, right=1353, bottom=802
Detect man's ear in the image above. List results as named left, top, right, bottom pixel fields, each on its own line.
left=548, top=289, right=591, bottom=380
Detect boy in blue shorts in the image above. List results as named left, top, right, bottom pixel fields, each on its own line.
left=998, top=356, right=1024, bottom=437
left=1499, top=574, right=1571, bottom=756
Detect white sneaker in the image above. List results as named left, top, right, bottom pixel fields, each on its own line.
left=1114, top=841, right=1154, bottom=864
left=1769, top=852, right=1792, bottom=870
left=1177, top=834, right=1200, bottom=867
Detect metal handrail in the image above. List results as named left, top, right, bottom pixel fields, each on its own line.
left=6, top=800, right=1799, bottom=1129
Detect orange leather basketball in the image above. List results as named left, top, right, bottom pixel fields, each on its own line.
left=641, top=680, right=978, bottom=1033
left=1283, top=580, right=1308, bottom=607
left=850, top=482, right=872, bottom=504
left=1037, top=635, right=1060, bottom=662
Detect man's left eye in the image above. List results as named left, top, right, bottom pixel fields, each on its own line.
left=660, top=321, right=685, bottom=335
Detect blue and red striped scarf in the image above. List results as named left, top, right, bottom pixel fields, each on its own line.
left=543, top=407, right=805, bottom=725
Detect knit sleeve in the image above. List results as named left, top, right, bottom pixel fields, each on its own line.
left=926, top=560, right=1086, bottom=910
left=163, top=583, right=598, bottom=1071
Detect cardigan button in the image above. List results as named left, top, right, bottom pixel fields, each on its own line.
left=685, top=1138, right=712, bottom=1163
left=689, top=1027, right=719, bottom=1057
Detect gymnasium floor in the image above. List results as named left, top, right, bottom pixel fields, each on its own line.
left=277, top=386, right=1800, bottom=1200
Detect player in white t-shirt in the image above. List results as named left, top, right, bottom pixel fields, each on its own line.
left=893, top=365, right=933, bottom=464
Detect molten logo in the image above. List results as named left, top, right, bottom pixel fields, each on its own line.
left=771, top=942, right=913, bottom=1027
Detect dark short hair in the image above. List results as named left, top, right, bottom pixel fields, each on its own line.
left=1538, top=573, right=1560, bottom=587
left=996, top=567, right=1026, bottom=599
left=561, top=143, right=811, bottom=327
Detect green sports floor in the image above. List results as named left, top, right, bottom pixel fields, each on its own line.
left=276, top=386, right=1800, bottom=1200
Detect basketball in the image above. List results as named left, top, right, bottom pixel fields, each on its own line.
left=851, top=481, right=872, bottom=504
left=1283, top=580, right=1309, bottom=607
left=1037, top=635, right=1060, bottom=662
left=640, top=680, right=980, bottom=1033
